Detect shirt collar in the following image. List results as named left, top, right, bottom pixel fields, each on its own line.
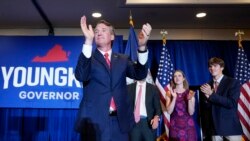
left=98, top=49, right=112, bottom=56
left=136, top=81, right=146, bottom=87
left=214, top=75, right=224, bottom=84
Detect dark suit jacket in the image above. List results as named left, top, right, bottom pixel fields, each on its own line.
left=200, top=75, right=243, bottom=136
left=74, top=50, right=148, bottom=134
left=127, top=82, right=161, bottom=125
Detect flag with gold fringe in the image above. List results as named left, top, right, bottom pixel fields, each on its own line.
left=124, top=11, right=138, bottom=84
left=124, top=11, right=138, bottom=62
left=155, top=30, right=173, bottom=141
left=234, top=30, right=250, bottom=141
left=124, top=11, right=154, bottom=85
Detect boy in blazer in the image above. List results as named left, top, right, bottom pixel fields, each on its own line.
left=200, top=57, right=243, bottom=141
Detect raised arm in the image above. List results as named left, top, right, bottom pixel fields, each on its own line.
left=138, top=23, right=152, bottom=51
left=80, top=16, right=94, bottom=45
left=166, top=88, right=177, bottom=114
left=187, top=90, right=195, bottom=115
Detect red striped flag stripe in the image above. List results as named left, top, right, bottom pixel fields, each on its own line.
left=156, top=78, right=171, bottom=139
left=238, top=82, right=250, bottom=141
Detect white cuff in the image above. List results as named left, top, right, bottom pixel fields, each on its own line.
left=82, top=44, right=92, bottom=58
left=138, top=50, right=148, bottom=65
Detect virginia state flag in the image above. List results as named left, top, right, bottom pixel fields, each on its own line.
left=124, top=14, right=139, bottom=85
left=124, top=18, right=154, bottom=85
left=124, top=26, right=138, bottom=62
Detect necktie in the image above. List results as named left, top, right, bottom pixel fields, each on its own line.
left=104, top=53, right=111, bottom=68
left=214, top=81, right=219, bottom=93
left=134, top=85, right=142, bottom=123
left=110, top=97, right=116, bottom=111
left=104, top=53, right=116, bottom=111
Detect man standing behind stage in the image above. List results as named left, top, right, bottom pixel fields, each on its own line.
left=127, top=79, right=161, bottom=141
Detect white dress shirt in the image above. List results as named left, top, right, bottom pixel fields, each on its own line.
left=135, top=81, right=147, bottom=117
left=82, top=44, right=148, bottom=65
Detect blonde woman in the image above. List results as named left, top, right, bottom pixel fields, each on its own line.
left=166, top=70, right=197, bottom=141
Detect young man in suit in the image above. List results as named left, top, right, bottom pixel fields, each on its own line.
left=200, top=57, right=243, bottom=141
left=74, top=15, right=152, bottom=141
left=127, top=79, right=161, bottom=141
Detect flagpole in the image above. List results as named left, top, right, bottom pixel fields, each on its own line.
left=129, top=10, right=134, bottom=27
left=196, top=90, right=204, bottom=141
left=156, top=29, right=170, bottom=141
left=234, top=30, right=250, bottom=141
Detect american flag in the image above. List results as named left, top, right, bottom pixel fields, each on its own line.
left=234, top=47, right=250, bottom=141
left=155, top=44, right=174, bottom=140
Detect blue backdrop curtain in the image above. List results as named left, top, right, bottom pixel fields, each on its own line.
left=1, top=39, right=250, bottom=141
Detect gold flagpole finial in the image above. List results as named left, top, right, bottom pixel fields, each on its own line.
left=160, top=29, right=168, bottom=46
left=129, top=10, right=134, bottom=27
left=235, top=30, right=244, bottom=48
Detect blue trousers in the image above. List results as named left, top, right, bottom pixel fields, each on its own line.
left=80, top=116, right=129, bottom=141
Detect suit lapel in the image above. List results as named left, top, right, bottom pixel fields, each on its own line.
left=110, top=53, right=121, bottom=88
left=216, top=76, right=227, bottom=95
left=145, top=83, right=149, bottom=108
left=111, top=53, right=119, bottom=73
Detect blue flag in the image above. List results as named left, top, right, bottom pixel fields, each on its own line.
left=124, top=27, right=138, bottom=62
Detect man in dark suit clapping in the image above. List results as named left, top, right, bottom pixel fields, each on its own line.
left=200, top=57, right=243, bottom=141
left=74, top=15, right=152, bottom=141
